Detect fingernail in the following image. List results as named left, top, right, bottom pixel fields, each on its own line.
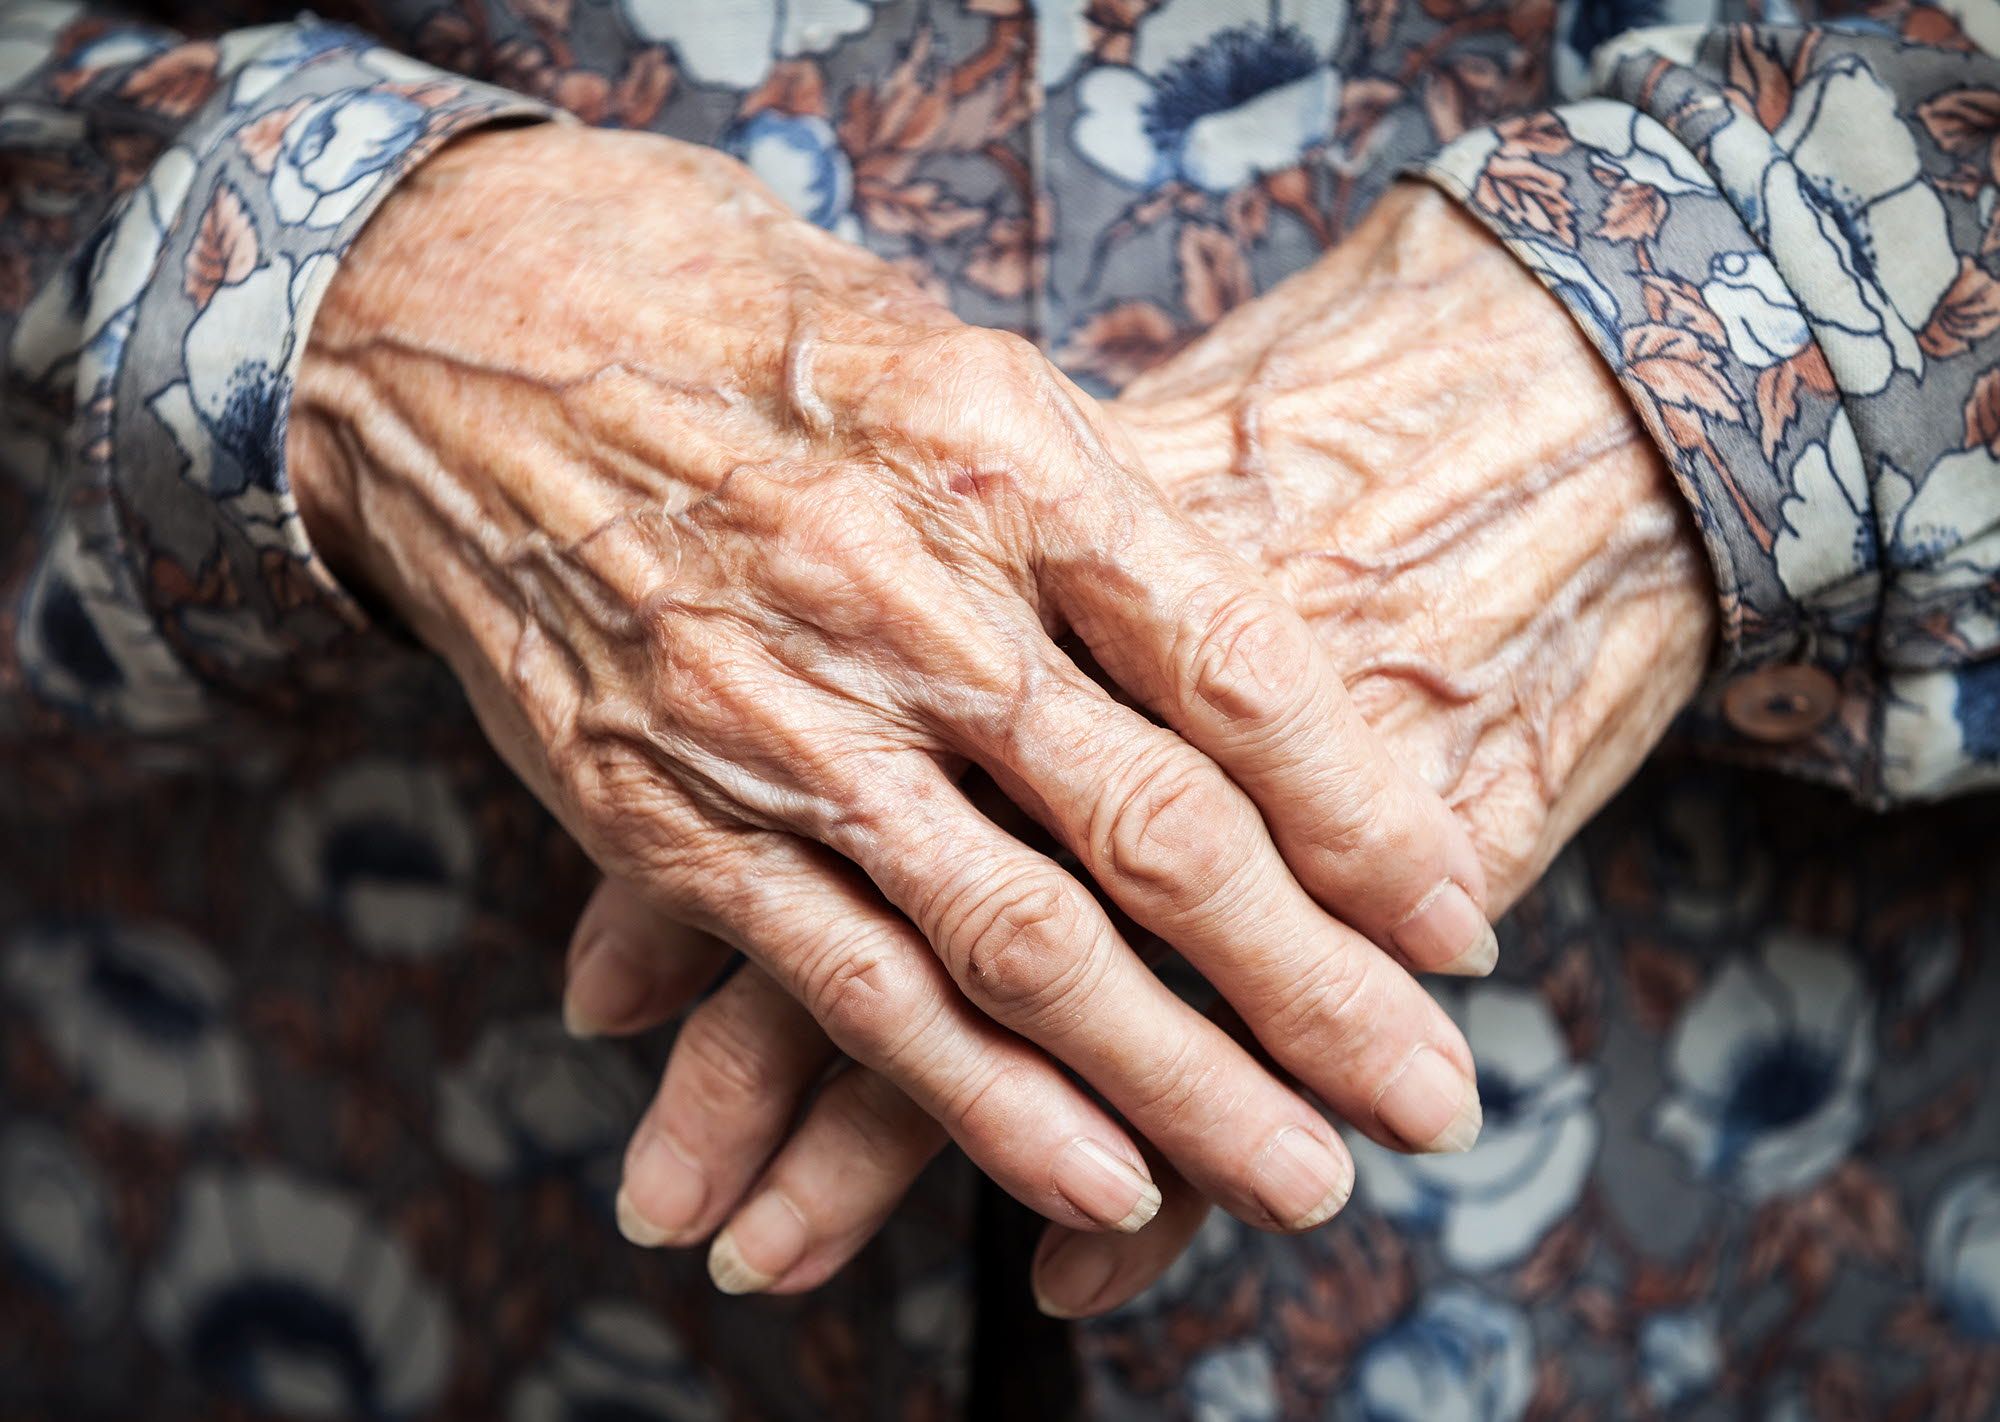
left=1251, top=1126, right=1353, bottom=1230
left=1052, top=1139, right=1161, bottom=1233
left=1373, top=1044, right=1482, bottom=1154
left=616, top=1188, right=667, bottom=1247
left=1034, top=1232, right=1124, bottom=1319
left=616, top=1133, right=707, bottom=1246
left=708, top=1191, right=808, bottom=1295
left=1393, top=880, right=1497, bottom=976
left=563, top=935, right=650, bottom=1038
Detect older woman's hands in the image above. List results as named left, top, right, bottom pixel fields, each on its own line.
left=570, top=182, right=1718, bottom=1305
left=287, top=127, right=1494, bottom=1247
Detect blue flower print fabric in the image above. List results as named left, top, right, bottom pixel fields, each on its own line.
left=4, top=3, right=2000, bottom=1420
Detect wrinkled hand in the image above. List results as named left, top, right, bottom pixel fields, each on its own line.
left=569, top=182, right=1717, bottom=1307
left=289, top=128, right=1496, bottom=1258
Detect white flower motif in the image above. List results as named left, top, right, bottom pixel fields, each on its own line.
left=726, top=111, right=858, bottom=239
left=1511, top=235, right=1621, bottom=348
left=1551, top=5, right=1740, bottom=100
left=1561, top=97, right=1712, bottom=193
left=1890, top=444, right=2000, bottom=578
left=12, top=143, right=195, bottom=398
left=1071, top=0, right=1345, bottom=193
left=60, top=25, right=170, bottom=75
left=142, top=1167, right=452, bottom=1420
left=508, top=1301, right=725, bottom=1422
left=617, top=0, right=886, bottom=89
left=355, top=46, right=444, bottom=86
left=1881, top=663, right=2000, bottom=801
left=1773, top=407, right=1877, bottom=607
left=437, top=1017, right=646, bottom=1190
left=1874, top=441, right=2000, bottom=791
left=1707, top=53, right=1957, bottom=395
left=150, top=248, right=338, bottom=535
left=0, top=1125, right=119, bottom=1326
left=1650, top=932, right=1874, bottom=1201
left=273, top=758, right=476, bottom=958
left=1036, top=0, right=1091, bottom=89
left=1946, top=0, right=2000, bottom=57
left=1702, top=250, right=1812, bottom=369
left=1344, top=1286, right=1535, bottom=1422
left=1925, top=1168, right=2000, bottom=1339
left=4, top=919, right=251, bottom=1128
left=1186, top=1341, right=1277, bottom=1422
left=1584, top=21, right=1712, bottom=79
left=1349, top=983, right=1599, bottom=1272
left=16, top=522, right=207, bottom=732
left=0, top=1, right=80, bottom=92
left=227, top=25, right=350, bottom=107
left=270, top=89, right=427, bottom=231
left=1638, top=1308, right=1723, bottom=1411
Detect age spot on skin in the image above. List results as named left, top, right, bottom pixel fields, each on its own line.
left=946, top=467, right=1015, bottom=502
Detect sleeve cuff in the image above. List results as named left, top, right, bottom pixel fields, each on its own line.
left=1413, top=99, right=1886, bottom=800
left=106, top=22, right=558, bottom=707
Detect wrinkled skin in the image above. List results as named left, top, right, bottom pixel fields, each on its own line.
left=290, top=127, right=1504, bottom=1264
left=562, top=181, right=1717, bottom=1310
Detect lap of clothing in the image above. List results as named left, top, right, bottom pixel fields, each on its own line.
left=2, top=722, right=1997, bottom=1422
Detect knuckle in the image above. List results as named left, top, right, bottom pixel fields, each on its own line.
left=559, top=736, right=652, bottom=834
left=1095, top=751, right=1248, bottom=906
left=799, top=934, right=918, bottom=1055
left=672, top=1004, right=780, bottom=1109
left=935, top=1057, right=1030, bottom=1138
left=913, top=328, right=1069, bottom=456
left=1184, top=590, right=1316, bottom=731
left=946, top=325, right=1046, bottom=385
left=1122, top=1032, right=1225, bottom=1128
left=1300, top=776, right=1425, bottom=883
left=1268, top=948, right=1378, bottom=1056
left=779, top=476, right=896, bottom=572
left=643, top=638, right=768, bottom=740
left=819, top=770, right=931, bottom=863
left=1453, top=762, right=1540, bottom=900
left=936, top=870, right=1098, bottom=1024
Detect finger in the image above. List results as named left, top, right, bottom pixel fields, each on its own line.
left=706, top=1064, right=950, bottom=1295
left=663, top=833, right=1164, bottom=1236
left=564, top=878, right=734, bottom=1038
left=1033, top=1163, right=1212, bottom=1319
left=1039, top=492, right=1497, bottom=975
left=830, top=763, right=1357, bottom=1232
left=616, top=964, right=836, bottom=1248
left=966, top=677, right=1481, bottom=1156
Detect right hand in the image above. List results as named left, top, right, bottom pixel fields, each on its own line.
left=567, top=183, right=1717, bottom=1308
left=289, top=127, right=1491, bottom=1249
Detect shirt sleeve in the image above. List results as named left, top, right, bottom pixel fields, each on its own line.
left=1, top=4, right=555, bottom=744
left=1415, top=19, right=2000, bottom=807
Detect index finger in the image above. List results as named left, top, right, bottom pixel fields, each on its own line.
left=1037, top=480, right=1496, bottom=976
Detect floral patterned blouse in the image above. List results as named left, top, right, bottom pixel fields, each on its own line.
left=3, top=0, right=2000, bottom=1417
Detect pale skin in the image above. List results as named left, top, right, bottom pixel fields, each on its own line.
left=291, top=123, right=1500, bottom=1255
left=557, top=178, right=1717, bottom=1311
left=290, top=126, right=1714, bottom=1315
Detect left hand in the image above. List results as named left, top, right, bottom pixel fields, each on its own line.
left=566, top=183, right=1718, bottom=1309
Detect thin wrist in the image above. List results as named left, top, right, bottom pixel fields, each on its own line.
left=284, top=125, right=539, bottom=610
left=1116, top=183, right=1717, bottom=903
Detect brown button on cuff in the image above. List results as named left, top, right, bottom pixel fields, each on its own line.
left=1721, top=664, right=1840, bottom=744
